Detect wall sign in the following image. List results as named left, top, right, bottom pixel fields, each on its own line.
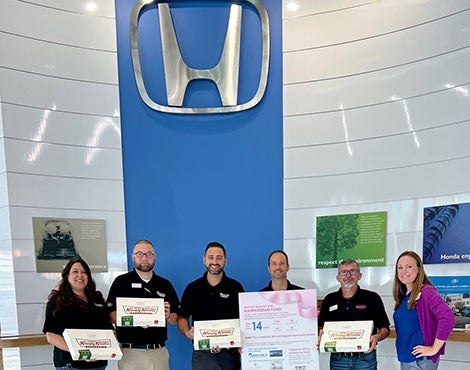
left=130, top=0, right=270, bottom=114
left=33, top=217, right=108, bottom=272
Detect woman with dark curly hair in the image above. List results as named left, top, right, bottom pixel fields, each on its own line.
left=392, top=251, right=454, bottom=370
left=43, top=257, right=112, bottom=370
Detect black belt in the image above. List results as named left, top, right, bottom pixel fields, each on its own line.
left=337, top=352, right=363, bottom=357
left=121, top=343, right=164, bottom=349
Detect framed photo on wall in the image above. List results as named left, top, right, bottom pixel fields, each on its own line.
left=33, top=217, right=108, bottom=272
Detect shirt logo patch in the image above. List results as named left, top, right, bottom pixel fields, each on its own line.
left=156, top=290, right=166, bottom=298
left=355, top=305, right=367, bottom=310
left=132, top=283, right=142, bottom=288
left=220, top=293, right=229, bottom=299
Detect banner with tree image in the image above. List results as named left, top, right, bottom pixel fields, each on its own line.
left=316, top=212, right=387, bottom=268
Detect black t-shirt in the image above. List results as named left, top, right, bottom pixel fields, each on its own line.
left=43, top=293, right=112, bottom=369
left=178, top=272, right=244, bottom=323
left=318, top=286, right=390, bottom=334
left=106, top=269, right=179, bottom=345
left=259, top=280, right=304, bottom=291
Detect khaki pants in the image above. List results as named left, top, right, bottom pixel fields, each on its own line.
left=119, top=347, right=169, bottom=370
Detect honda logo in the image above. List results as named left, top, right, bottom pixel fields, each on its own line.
left=130, top=0, right=270, bottom=114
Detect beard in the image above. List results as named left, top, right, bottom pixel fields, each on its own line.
left=206, top=264, right=224, bottom=275
left=135, top=260, right=155, bottom=273
left=340, top=280, right=356, bottom=289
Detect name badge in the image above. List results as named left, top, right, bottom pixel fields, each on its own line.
left=132, top=283, right=142, bottom=288
left=329, top=304, right=338, bottom=312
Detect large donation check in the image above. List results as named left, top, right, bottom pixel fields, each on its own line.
left=319, top=320, right=373, bottom=353
left=116, top=297, right=165, bottom=327
left=239, top=290, right=319, bottom=370
left=193, top=319, right=241, bottom=350
left=63, top=329, right=122, bottom=360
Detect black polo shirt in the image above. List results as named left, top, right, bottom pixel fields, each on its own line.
left=260, top=279, right=304, bottom=291
left=43, top=295, right=111, bottom=368
left=107, top=269, right=179, bottom=345
left=179, top=272, right=244, bottom=323
left=318, top=286, right=390, bottom=334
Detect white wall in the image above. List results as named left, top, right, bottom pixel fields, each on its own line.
left=283, top=0, right=470, bottom=369
left=1, top=0, right=469, bottom=369
left=0, top=1, right=126, bottom=369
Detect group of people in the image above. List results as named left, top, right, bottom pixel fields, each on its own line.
left=43, top=240, right=455, bottom=370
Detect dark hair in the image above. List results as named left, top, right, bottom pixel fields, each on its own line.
left=393, top=251, right=433, bottom=310
left=268, top=250, right=289, bottom=266
left=48, top=257, right=104, bottom=314
left=205, top=241, right=226, bottom=257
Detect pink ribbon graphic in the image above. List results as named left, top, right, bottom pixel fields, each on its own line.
left=259, top=291, right=317, bottom=318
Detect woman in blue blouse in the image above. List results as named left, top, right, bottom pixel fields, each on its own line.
left=393, top=251, right=454, bottom=370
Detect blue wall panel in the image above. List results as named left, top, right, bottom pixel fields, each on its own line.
left=115, top=1, right=282, bottom=368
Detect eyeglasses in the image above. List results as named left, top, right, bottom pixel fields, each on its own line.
left=338, top=269, right=359, bottom=276
left=133, top=252, right=155, bottom=258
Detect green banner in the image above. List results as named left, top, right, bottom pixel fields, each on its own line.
left=316, top=211, right=387, bottom=269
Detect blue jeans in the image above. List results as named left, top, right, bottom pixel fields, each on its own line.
left=330, top=350, right=377, bottom=370
left=400, top=357, right=439, bottom=370
left=192, top=349, right=240, bottom=370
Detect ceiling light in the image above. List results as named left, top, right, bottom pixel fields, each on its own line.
left=286, top=2, right=299, bottom=12
left=85, top=2, right=98, bottom=13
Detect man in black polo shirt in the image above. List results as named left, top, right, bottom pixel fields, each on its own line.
left=177, top=241, right=244, bottom=370
left=318, top=259, right=390, bottom=370
left=107, top=239, right=179, bottom=370
left=260, top=250, right=304, bottom=291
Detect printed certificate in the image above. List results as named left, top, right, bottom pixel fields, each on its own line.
left=319, top=320, right=373, bottom=353
left=63, top=329, right=122, bottom=360
left=193, top=319, right=241, bottom=350
left=116, top=297, right=166, bottom=327
left=239, top=289, right=319, bottom=370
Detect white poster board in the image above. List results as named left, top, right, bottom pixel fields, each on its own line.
left=239, top=290, right=319, bottom=370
